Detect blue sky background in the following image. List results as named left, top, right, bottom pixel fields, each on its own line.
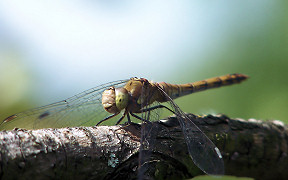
left=0, top=1, right=287, bottom=122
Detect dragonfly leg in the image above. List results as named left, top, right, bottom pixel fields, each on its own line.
left=96, top=112, right=120, bottom=126
left=141, top=105, right=175, bottom=114
left=130, top=112, right=150, bottom=123
left=115, top=111, right=127, bottom=125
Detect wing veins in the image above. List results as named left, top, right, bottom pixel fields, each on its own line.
left=155, top=84, right=224, bottom=175
left=0, top=79, right=129, bottom=129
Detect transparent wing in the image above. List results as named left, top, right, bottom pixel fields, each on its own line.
left=137, top=83, right=161, bottom=179
left=0, top=79, right=130, bottom=130
left=155, top=84, right=225, bottom=175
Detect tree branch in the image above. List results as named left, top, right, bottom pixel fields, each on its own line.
left=0, top=114, right=287, bottom=180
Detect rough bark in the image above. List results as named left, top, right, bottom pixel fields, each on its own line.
left=0, top=114, right=287, bottom=180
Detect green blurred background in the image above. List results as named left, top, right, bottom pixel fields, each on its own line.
left=0, top=1, right=287, bottom=179
left=0, top=1, right=287, bottom=123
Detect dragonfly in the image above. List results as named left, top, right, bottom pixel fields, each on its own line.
left=0, top=73, right=248, bottom=175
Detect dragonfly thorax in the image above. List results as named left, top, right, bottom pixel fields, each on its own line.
left=102, top=87, right=129, bottom=113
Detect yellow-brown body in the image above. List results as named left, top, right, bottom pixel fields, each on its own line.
left=102, top=73, right=248, bottom=115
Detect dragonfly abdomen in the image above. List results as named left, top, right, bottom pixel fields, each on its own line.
left=158, top=73, right=248, bottom=100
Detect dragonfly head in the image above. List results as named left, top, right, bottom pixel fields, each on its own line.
left=102, top=87, right=129, bottom=113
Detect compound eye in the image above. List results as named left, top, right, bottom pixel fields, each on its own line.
left=115, top=88, right=129, bottom=111
left=102, top=87, right=118, bottom=113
